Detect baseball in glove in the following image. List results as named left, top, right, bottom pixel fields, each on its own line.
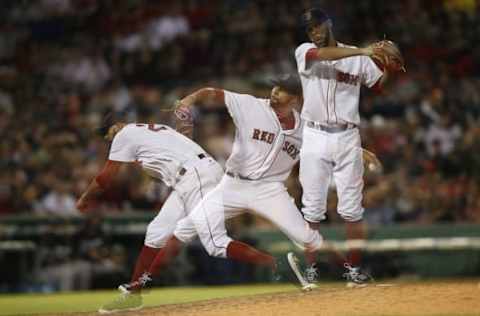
left=370, top=40, right=406, bottom=72
left=173, top=100, right=194, bottom=138
left=173, top=100, right=193, bottom=138
left=362, top=148, right=383, bottom=174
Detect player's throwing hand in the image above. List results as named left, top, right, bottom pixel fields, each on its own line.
left=76, top=194, right=96, bottom=213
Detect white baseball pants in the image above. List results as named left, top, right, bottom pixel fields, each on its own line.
left=174, top=175, right=324, bottom=258
left=144, top=157, right=223, bottom=248
left=299, top=125, right=364, bottom=223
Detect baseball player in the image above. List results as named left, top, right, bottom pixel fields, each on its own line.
left=118, top=75, right=325, bottom=297
left=76, top=122, right=224, bottom=313
left=294, top=8, right=401, bottom=286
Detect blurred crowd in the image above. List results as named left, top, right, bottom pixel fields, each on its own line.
left=1, top=0, right=480, bottom=226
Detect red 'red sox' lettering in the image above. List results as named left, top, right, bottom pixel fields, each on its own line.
left=252, top=129, right=299, bottom=160
left=282, top=141, right=300, bottom=159
left=336, top=71, right=360, bottom=86
left=252, top=128, right=275, bottom=144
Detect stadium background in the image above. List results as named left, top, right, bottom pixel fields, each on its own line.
left=0, top=0, right=480, bottom=297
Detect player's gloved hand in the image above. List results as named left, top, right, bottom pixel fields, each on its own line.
left=174, top=100, right=193, bottom=121
left=362, top=148, right=383, bottom=173
left=174, top=100, right=194, bottom=138
left=370, top=39, right=405, bottom=72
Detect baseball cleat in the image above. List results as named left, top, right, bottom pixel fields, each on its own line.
left=98, top=292, right=143, bottom=314
left=304, top=263, right=319, bottom=284
left=287, top=252, right=318, bottom=291
left=346, top=282, right=367, bottom=288
left=343, top=263, right=373, bottom=288
left=301, top=283, right=318, bottom=292
left=118, top=272, right=152, bottom=294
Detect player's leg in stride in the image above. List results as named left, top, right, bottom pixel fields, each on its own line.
left=119, top=235, right=278, bottom=293
left=287, top=252, right=318, bottom=291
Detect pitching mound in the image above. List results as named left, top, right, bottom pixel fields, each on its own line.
left=62, top=281, right=480, bottom=316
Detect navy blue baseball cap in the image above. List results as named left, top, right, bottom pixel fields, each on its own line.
left=96, top=109, right=129, bottom=136
left=270, top=74, right=302, bottom=95
left=301, top=8, right=331, bottom=27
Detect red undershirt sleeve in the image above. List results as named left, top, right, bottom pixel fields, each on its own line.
left=95, top=160, right=122, bottom=189
left=371, top=78, right=383, bottom=93
left=305, top=48, right=318, bottom=63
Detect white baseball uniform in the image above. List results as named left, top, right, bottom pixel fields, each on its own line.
left=109, top=123, right=223, bottom=248
left=295, top=42, right=383, bottom=222
left=174, top=91, right=323, bottom=258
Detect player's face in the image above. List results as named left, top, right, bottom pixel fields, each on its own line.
left=270, top=86, right=298, bottom=109
left=307, top=22, right=330, bottom=47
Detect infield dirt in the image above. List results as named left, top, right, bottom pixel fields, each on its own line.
left=57, top=281, right=480, bottom=316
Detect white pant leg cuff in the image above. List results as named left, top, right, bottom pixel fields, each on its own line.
left=303, top=213, right=326, bottom=223
left=173, top=232, right=195, bottom=244
left=339, top=208, right=364, bottom=222
left=143, top=240, right=165, bottom=249
left=206, top=237, right=232, bottom=258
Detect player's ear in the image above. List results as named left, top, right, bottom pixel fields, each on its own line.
left=293, top=94, right=302, bottom=106
left=288, top=95, right=302, bottom=110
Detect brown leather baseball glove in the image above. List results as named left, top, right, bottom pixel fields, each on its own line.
left=371, top=40, right=406, bottom=72
left=362, top=148, right=383, bottom=173
left=174, top=100, right=194, bottom=139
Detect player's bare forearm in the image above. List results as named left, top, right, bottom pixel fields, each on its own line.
left=174, top=88, right=224, bottom=138
left=82, top=179, right=103, bottom=200
left=180, top=88, right=225, bottom=109
left=76, top=160, right=121, bottom=212
left=306, top=46, right=373, bottom=63
left=76, top=179, right=103, bottom=212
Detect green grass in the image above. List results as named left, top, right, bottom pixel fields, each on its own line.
left=0, top=284, right=297, bottom=316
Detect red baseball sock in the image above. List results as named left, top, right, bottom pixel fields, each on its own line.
left=130, top=245, right=160, bottom=283
left=347, top=249, right=362, bottom=266
left=226, top=240, right=276, bottom=269
left=304, top=250, right=317, bottom=266
left=345, top=220, right=365, bottom=266
left=147, top=237, right=183, bottom=277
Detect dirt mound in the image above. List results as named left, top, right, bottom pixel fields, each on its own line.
left=65, top=281, right=480, bottom=316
